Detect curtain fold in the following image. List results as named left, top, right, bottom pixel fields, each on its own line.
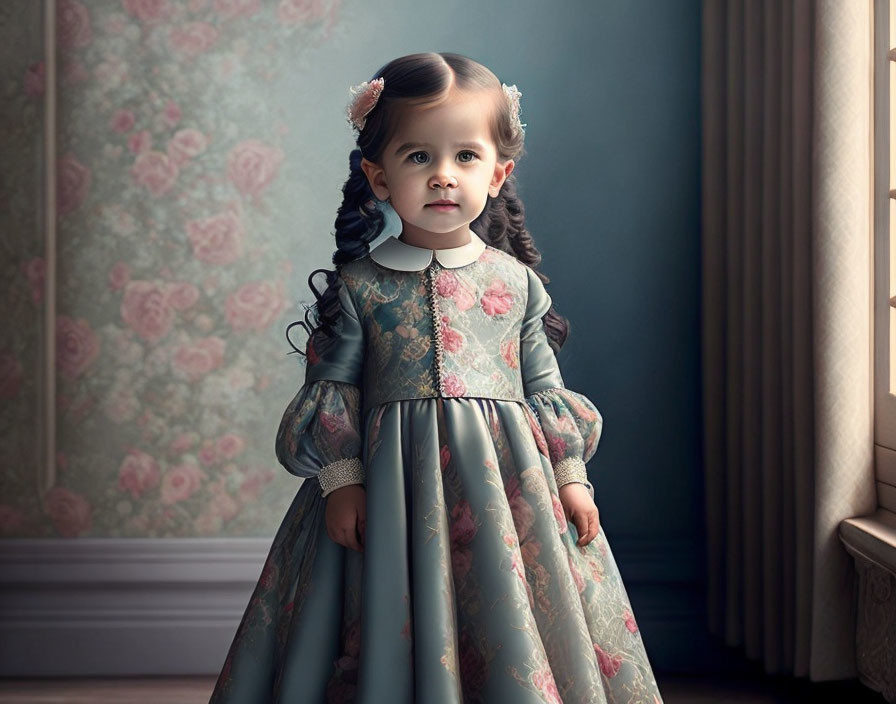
left=702, top=0, right=877, bottom=680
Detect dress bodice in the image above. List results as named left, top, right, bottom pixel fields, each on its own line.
left=304, top=234, right=564, bottom=418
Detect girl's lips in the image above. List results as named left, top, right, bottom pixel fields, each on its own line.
left=427, top=204, right=459, bottom=211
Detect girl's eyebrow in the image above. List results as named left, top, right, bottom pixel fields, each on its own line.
left=394, top=141, right=486, bottom=156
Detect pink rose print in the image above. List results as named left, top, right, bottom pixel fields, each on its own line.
left=594, top=644, right=623, bottom=678
left=172, top=336, right=225, bottom=381
left=551, top=493, right=568, bottom=534
left=110, top=109, right=136, bottom=134
left=121, top=280, right=175, bottom=342
left=227, top=139, right=284, bottom=200
left=532, top=667, right=562, bottom=704
left=166, top=281, right=200, bottom=310
left=434, top=270, right=458, bottom=297
left=122, top=0, right=173, bottom=22
left=186, top=210, right=245, bottom=265
left=57, top=153, right=91, bottom=216
left=500, top=338, right=518, bottom=369
left=451, top=547, right=472, bottom=580
left=131, top=150, right=179, bottom=196
left=24, top=61, right=45, bottom=99
left=22, top=257, right=46, bottom=304
left=547, top=435, right=567, bottom=461
left=452, top=286, right=476, bottom=311
left=439, top=443, right=451, bottom=471
left=0, top=351, right=23, bottom=400
left=117, top=448, right=161, bottom=499
left=442, top=373, right=466, bottom=397
left=567, top=551, right=586, bottom=593
left=214, top=0, right=262, bottom=20
left=44, top=486, right=92, bottom=537
left=623, top=608, right=639, bottom=634
left=169, top=432, right=197, bottom=453
left=168, top=128, right=208, bottom=165
left=449, top=499, right=477, bottom=546
left=440, top=317, right=464, bottom=353
left=57, top=0, right=93, bottom=51
left=169, top=22, right=219, bottom=57
left=56, top=315, right=100, bottom=380
left=198, top=439, right=218, bottom=466
left=224, top=280, right=285, bottom=332
left=160, top=461, right=206, bottom=505
left=480, top=279, right=513, bottom=316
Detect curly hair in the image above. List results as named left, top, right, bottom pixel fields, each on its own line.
left=287, top=51, right=570, bottom=363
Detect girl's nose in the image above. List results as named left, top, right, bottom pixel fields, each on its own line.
left=429, top=171, right=457, bottom=189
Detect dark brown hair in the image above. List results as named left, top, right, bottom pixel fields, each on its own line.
left=288, top=51, right=569, bottom=362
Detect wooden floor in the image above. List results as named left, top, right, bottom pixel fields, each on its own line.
left=0, top=673, right=886, bottom=703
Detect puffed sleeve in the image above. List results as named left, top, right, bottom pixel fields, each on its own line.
left=275, top=273, right=366, bottom=498
left=520, top=266, right=602, bottom=499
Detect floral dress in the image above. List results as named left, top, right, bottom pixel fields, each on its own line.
left=209, top=232, right=664, bottom=704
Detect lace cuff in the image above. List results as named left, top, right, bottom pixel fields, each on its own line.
left=318, top=457, right=365, bottom=497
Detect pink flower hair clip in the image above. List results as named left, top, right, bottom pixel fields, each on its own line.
left=502, top=82, right=526, bottom=136
left=346, top=77, right=385, bottom=132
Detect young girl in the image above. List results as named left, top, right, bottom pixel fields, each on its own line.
left=210, top=52, right=663, bottom=704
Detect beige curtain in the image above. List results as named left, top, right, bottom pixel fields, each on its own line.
left=702, top=0, right=878, bottom=680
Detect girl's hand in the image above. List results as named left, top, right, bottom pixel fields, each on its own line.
left=558, top=482, right=600, bottom=547
left=324, top=483, right=367, bottom=553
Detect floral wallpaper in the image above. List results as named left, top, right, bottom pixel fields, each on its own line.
left=0, top=0, right=359, bottom=539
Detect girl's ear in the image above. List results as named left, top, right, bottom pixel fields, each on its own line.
left=489, top=159, right=515, bottom=198
left=360, top=157, right=390, bottom=201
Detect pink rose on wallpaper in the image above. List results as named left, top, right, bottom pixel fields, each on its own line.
left=237, top=467, right=274, bottom=503
left=214, top=0, right=261, bottom=20
left=277, top=0, right=333, bottom=25
left=110, top=109, right=136, bottom=134
left=108, top=261, right=131, bottom=291
left=171, top=336, right=226, bottom=381
left=166, top=281, right=200, bottom=310
left=208, top=487, right=240, bottom=521
left=216, top=433, right=246, bottom=459
left=57, top=0, right=93, bottom=51
left=56, top=316, right=100, bottom=380
left=121, top=280, right=175, bottom=342
left=128, top=130, right=152, bottom=154
left=227, top=139, right=284, bottom=200
left=163, top=100, right=182, bottom=128
left=480, top=279, right=513, bottom=316
left=169, top=22, right=219, bottom=57
left=224, top=280, right=285, bottom=332
left=186, top=211, right=244, bottom=265
left=21, top=257, right=45, bottom=304
left=0, top=505, right=27, bottom=535
left=44, top=486, right=92, bottom=537
left=170, top=432, right=198, bottom=454
left=168, top=128, right=208, bottom=165
left=442, top=373, right=466, bottom=397
left=160, top=461, right=206, bottom=505
left=131, top=150, right=179, bottom=196
left=24, top=61, right=45, bottom=99
left=0, top=352, right=23, bottom=400
left=122, top=0, right=173, bottom=22
left=57, top=154, right=91, bottom=216
left=117, top=449, right=161, bottom=499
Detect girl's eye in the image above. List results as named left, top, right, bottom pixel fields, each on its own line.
left=407, top=150, right=478, bottom=164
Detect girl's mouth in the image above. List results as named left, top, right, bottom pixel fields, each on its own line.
left=427, top=204, right=459, bottom=212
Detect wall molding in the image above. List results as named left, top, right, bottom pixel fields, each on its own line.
left=0, top=536, right=705, bottom=676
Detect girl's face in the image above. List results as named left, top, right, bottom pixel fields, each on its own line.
left=360, top=88, right=515, bottom=248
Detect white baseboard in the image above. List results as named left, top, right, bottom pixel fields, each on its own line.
left=0, top=536, right=700, bottom=676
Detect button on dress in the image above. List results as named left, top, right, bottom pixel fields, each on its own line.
left=210, top=232, right=664, bottom=704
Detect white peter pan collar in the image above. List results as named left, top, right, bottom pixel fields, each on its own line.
left=369, top=231, right=487, bottom=271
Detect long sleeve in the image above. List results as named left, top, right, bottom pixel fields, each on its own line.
left=275, top=274, right=366, bottom=498
left=520, top=266, right=603, bottom=499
